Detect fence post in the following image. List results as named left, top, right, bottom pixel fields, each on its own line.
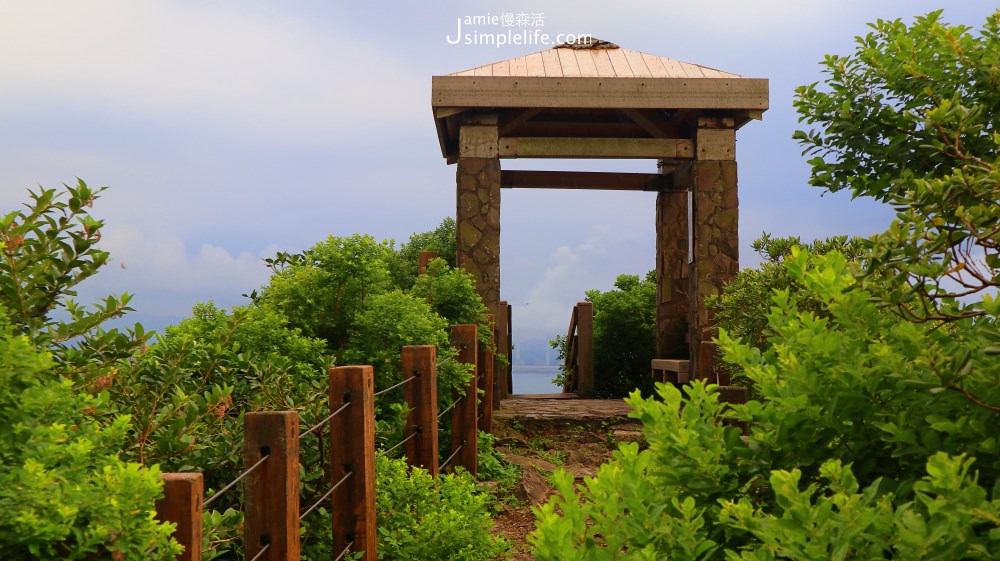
left=418, top=250, right=439, bottom=274
left=330, top=366, right=377, bottom=561
left=244, top=411, right=300, bottom=561
left=577, top=301, right=594, bottom=398
left=506, top=302, right=513, bottom=395
left=402, top=345, right=439, bottom=475
left=451, top=324, right=479, bottom=476
left=497, top=300, right=510, bottom=401
left=156, top=473, right=203, bottom=561
left=478, top=314, right=495, bottom=433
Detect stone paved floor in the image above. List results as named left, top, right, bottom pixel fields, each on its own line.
left=494, top=393, right=633, bottom=421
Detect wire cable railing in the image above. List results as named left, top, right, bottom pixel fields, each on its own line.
left=301, top=400, right=351, bottom=439
left=376, top=430, right=419, bottom=460
left=373, top=374, right=417, bottom=397
left=202, top=453, right=271, bottom=509
left=156, top=326, right=493, bottom=561
left=334, top=541, right=355, bottom=561
left=248, top=543, right=270, bottom=561
left=301, top=471, right=353, bottom=521
left=438, top=395, right=463, bottom=419
left=440, top=441, right=464, bottom=470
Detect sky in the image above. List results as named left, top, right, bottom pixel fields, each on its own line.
left=1, top=0, right=995, bottom=354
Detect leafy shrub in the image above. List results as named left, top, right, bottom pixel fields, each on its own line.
left=551, top=272, right=657, bottom=398
left=531, top=249, right=1000, bottom=560
left=0, top=180, right=149, bottom=386
left=0, top=312, right=180, bottom=560
left=376, top=455, right=508, bottom=560
left=389, top=217, right=457, bottom=289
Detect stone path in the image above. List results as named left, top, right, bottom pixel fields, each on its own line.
left=494, top=393, right=633, bottom=422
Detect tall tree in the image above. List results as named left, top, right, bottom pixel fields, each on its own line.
left=795, top=9, right=1000, bottom=320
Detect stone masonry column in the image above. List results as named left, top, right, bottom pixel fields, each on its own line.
left=655, top=159, right=689, bottom=358
left=455, top=114, right=502, bottom=316
left=689, top=116, right=739, bottom=381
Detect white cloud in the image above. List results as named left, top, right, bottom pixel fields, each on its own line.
left=74, top=224, right=275, bottom=324
left=0, top=0, right=427, bottom=141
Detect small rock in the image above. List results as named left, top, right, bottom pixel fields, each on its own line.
left=514, top=467, right=553, bottom=506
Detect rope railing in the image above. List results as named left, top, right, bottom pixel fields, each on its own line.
left=202, top=453, right=270, bottom=509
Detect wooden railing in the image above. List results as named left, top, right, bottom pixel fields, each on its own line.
left=155, top=323, right=493, bottom=561
left=561, top=301, right=594, bottom=397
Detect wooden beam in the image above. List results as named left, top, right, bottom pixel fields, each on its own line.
left=498, top=108, right=543, bottom=137
left=621, top=109, right=676, bottom=138
left=501, top=170, right=676, bottom=191
left=433, top=76, right=769, bottom=111
left=435, top=107, right=468, bottom=119
left=499, top=137, right=694, bottom=159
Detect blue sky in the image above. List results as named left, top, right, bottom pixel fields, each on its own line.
left=1, top=0, right=995, bottom=346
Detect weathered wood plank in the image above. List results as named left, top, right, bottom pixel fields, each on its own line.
left=540, top=49, right=562, bottom=77
left=450, top=325, right=479, bottom=476
left=403, top=345, right=439, bottom=475
left=491, top=60, right=510, bottom=77
left=432, top=76, right=769, bottom=110
left=498, top=137, right=695, bottom=159
left=574, top=49, right=599, bottom=76
left=478, top=315, right=495, bottom=433
left=244, top=412, right=300, bottom=561
left=330, top=366, right=377, bottom=561
left=589, top=50, right=616, bottom=77
left=500, top=170, right=674, bottom=191
left=605, top=48, right=632, bottom=77
left=157, top=473, right=203, bottom=561
left=622, top=49, right=653, bottom=78
left=641, top=52, right=670, bottom=78
left=576, top=302, right=594, bottom=398
left=524, top=52, right=545, bottom=76
left=556, top=48, right=581, bottom=77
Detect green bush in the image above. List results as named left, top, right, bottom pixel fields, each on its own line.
left=531, top=249, right=1000, bottom=559
left=552, top=272, right=657, bottom=398
left=376, top=455, right=508, bottom=560
left=0, top=313, right=180, bottom=560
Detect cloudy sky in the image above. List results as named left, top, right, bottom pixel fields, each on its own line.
left=1, top=1, right=994, bottom=349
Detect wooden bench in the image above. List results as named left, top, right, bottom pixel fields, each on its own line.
left=651, top=359, right=690, bottom=385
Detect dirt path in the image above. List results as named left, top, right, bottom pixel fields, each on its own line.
left=486, top=408, right=644, bottom=560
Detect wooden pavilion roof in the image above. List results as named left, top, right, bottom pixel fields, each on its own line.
left=431, top=41, right=768, bottom=160
left=448, top=45, right=744, bottom=79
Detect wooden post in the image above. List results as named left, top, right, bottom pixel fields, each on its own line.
left=451, top=324, right=479, bottom=476
left=506, top=302, right=513, bottom=394
left=576, top=302, right=594, bottom=398
left=496, top=300, right=510, bottom=400
left=418, top=250, right=439, bottom=274
left=156, top=473, right=203, bottom=561
left=478, top=315, right=495, bottom=433
left=330, top=366, right=377, bottom=561
left=403, top=345, right=439, bottom=475
left=244, top=411, right=300, bottom=561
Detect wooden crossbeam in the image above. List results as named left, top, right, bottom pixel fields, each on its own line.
left=500, top=170, right=678, bottom=191
left=432, top=76, right=769, bottom=110
left=498, top=137, right=694, bottom=159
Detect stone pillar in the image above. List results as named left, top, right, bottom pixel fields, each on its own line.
left=655, top=159, right=689, bottom=358
left=689, top=117, right=739, bottom=380
left=456, top=114, right=501, bottom=316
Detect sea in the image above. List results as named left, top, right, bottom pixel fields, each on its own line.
left=510, top=365, right=564, bottom=395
